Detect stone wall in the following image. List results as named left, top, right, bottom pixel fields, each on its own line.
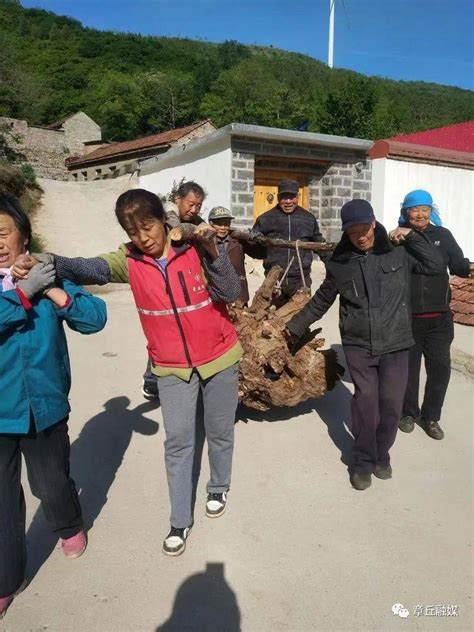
left=0, top=112, right=102, bottom=181
left=63, top=112, right=102, bottom=155
left=230, top=136, right=371, bottom=240
left=1, top=116, right=69, bottom=179
left=230, top=149, right=255, bottom=227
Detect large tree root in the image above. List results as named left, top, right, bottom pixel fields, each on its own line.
left=230, top=266, right=344, bottom=411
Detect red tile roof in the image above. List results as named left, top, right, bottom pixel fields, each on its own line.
left=390, top=121, right=474, bottom=153
left=368, top=139, right=474, bottom=168
left=66, top=120, right=213, bottom=167
left=450, top=277, right=474, bottom=326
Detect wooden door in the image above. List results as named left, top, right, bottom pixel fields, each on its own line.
left=253, top=170, right=309, bottom=220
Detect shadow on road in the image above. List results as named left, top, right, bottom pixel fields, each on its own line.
left=25, top=396, right=159, bottom=583
left=156, top=562, right=240, bottom=632
left=237, top=343, right=354, bottom=465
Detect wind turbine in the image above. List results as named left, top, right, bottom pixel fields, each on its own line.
left=328, top=0, right=335, bottom=68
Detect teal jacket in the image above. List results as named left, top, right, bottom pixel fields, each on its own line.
left=0, top=280, right=107, bottom=434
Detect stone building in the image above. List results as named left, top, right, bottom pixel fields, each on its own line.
left=139, top=123, right=372, bottom=241
left=0, top=112, right=102, bottom=180
left=65, top=120, right=216, bottom=181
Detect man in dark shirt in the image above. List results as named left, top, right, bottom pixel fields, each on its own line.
left=286, top=199, right=443, bottom=490
left=251, top=179, right=324, bottom=307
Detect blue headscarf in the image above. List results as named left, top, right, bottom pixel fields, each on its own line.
left=398, top=189, right=442, bottom=227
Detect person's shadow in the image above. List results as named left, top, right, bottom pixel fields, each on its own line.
left=237, top=343, right=354, bottom=466
left=156, top=562, right=241, bottom=631
left=25, top=396, right=159, bottom=582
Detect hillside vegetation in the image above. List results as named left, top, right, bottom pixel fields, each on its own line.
left=1, top=0, right=473, bottom=141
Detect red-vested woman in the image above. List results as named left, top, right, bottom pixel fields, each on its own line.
left=15, top=189, right=242, bottom=557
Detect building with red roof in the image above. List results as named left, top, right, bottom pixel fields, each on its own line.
left=389, top=121, right=474, bottom=153
left=370, top=121, right=474, bottom=262
left=66, top=120, right=216, bottom=180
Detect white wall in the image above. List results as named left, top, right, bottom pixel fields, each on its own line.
left=35, top=176, right=137, bottom=256
left=372, top=158, right=474, bottom=259
left=139, top=137, right=232, bottom=221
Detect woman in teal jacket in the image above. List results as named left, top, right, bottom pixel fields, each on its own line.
left=0, top=194, right=107, bottom=619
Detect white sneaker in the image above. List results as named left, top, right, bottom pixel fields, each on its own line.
left=162, top=526, right=191, bottom=556
left=206, top=492, right=227, bottom=518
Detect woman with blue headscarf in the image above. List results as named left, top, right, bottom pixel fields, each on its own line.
left=397, top=190, right=473, bottom=440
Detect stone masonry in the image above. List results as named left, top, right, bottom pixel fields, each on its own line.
left=230, top=136, right=372, bottom=241
left=0, top=112, right=101, bottom=180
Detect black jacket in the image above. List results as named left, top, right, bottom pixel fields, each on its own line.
left=287, top=223, right=444, bottom=356
left=251, top=205, right=324, bottom=281
left=408, top=225, right=470, bottom=314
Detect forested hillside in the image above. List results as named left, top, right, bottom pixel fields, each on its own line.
left=1, top=0, right=473, bottom=141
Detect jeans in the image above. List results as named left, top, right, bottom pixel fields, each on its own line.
left=403, top=312, right=454, bottom=422
left=0, top=418, right=82, bottom=597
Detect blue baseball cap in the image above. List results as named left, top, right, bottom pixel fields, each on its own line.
left=401, top=190, right=433, bottom=210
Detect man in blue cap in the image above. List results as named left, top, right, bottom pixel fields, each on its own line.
left=286, top=199, right=443, bottom=490
left=397, top=190, right=473, bottom=440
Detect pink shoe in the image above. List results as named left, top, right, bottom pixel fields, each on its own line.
left=0, top=594, right=14, bottom=620
left=61, top=530, right=87, bottom=559
left=0, top=579, right=27, bottom=619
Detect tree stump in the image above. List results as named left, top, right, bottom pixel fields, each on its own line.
left=230, top=266, right=344, bottom=411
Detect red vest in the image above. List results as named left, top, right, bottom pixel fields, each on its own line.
left=127, top=244, right=238, bottom=368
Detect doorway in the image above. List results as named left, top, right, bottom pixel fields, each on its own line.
left=253, top=169, right=310, bottom=221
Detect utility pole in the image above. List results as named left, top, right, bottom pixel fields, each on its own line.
left=328, top=0, right=335, bottom=68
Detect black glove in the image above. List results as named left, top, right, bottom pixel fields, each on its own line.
left=17, top=262, right=56, bottom=298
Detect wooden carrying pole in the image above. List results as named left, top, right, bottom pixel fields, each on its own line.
left=168, top=223, right=336, bottom=254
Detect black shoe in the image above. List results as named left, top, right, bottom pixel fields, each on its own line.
left=142, top=376, right=159, bottom=400
left=399, top=415, right=416, bottom=433
left=374, top=464, right=392, bottom=480
left=422, top=419, right=444, bottom=440
left=162, top=526, right=191, bottom=556
left=206, top=492, right=227, bottom=518
left=350, top=472, right=372, bottom=491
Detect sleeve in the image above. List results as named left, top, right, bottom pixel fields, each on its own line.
left=286, top=270, right=339, bottom=337
left=54, top=245, right=129, bottom=285
left=245, top=217, right=267, bottom=259
left=443, top=229, right=470, bottom=277
left=164, top=202, right=181, bottom=230
left=403, top=231, right=444, bottom=275
left=0, top=289, right=31, bottom=335
left=55, top=280, right=107, bottom=334
left=312, top=216, right=325, bottom=243
left=202, top=249, right=241, bottom=303
left=250, top=216, right=264, bottom=236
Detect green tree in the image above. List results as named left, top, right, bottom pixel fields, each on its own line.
left=139, top=72, right=196, bottom=132
left=88, top=71, right=146, bottom=140
left=317, top=75, right=377, bottom=138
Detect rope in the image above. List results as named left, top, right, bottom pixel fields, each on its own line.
left=275, top=256, right=295, bottom=295
left=295, top=240, right=307, bottom=288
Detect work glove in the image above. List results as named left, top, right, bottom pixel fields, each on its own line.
left=17, top=262, right=56, bottom=298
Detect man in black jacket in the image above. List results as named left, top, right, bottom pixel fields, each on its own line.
left=397, top=190, right=473, bottom=440
left=286, top=199, right=443, bottom=491
left=251, top=179, right=324, bottom=307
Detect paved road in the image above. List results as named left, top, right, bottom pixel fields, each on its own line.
left=4, top=270, right=473, bottom=631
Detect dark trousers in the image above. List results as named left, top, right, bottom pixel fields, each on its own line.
left=0, top=419, right=82, bottom=598
left=403, top=312, right=454, bottom=423
left=143, top=357, right=153, bottom=380
left=344, top=346, right=409, bottom=474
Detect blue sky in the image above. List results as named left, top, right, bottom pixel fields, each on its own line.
left=21, top=0, right=474, bottom=90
